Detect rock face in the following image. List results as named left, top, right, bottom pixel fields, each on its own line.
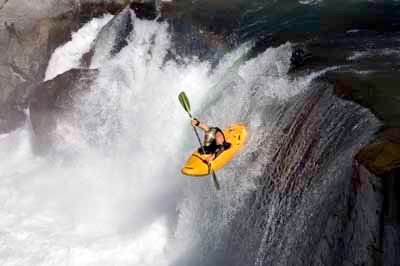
left=354, top=128, right=400, bottom=266
left=29, top=68, right=98, bottom=153
left=297, top=33, right=400, bottom=263
left=176, top=84, right=386, bottom=266
left=130, top=1, right=157, bottom=20
left=249, top=85, right=383, bottom=266
left=356, top=130, right=400, bottom=176
left=88, top=6, right=133, bottom=68
left=0, top=0, right=128, bottom=134
left=86, top=1, right=162, bottom=68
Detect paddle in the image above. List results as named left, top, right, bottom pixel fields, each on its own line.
left=178, top=91, right=220, bottom=191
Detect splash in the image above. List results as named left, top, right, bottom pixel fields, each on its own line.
left=0, top=10, right=354, bottom=266
left=44, top=14, right=113, bottom=81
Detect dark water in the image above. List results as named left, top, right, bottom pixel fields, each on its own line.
left=170, top=0, right=400, bottom=40
left=167, top=0, right=400, bottom=127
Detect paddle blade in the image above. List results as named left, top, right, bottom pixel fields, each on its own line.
left=178, top=91, right=191, bottom=114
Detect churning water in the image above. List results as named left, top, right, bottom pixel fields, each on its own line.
left=0, top=9, right=380, bottom=266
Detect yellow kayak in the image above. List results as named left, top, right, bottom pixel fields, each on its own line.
left=181, top=123, right=247, bottom=176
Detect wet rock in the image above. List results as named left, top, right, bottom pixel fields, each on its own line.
left=382, top=128, right=400, bottom=144
left=215, top=84, right=383, bottom=266
left=355, top=128, right=400, bottom=176
left=77, top=0, right=128, bottom=24
left=354, top=128, right=400, bottom=266
left=0, top=106, right=26, bottom=135
left=381, top=168, right=400, bottom=266
left=0, top=15, right=51, bottom=134
left=384, top=224, right=400, bottom=266
left=29, top=68, right=98, bottom=153
left=88, top=6, right=133, bottom=67
left=159, top=0, right=177, bottom=19
left=334, top=80, right=353, bottom=100
left=0, top=0, right=128, bottom=119
left=85, top=1, right=169, bottom=67
left=319, top=70, right=400, bottom=128
left=289, top=48, right=312, bottom=71
left=0, top=81, right=36, bottom=134
left=0, top=18, right=53, bottom=105
left=130, top=0, right=157, bottom=20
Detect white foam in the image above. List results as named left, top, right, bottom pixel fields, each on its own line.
left=298, top=0, right=323, bottom=5
left=44, top=14, right=113, bottom=81
left=348, top=48, right=400, bottom=61
left=348, top=51, right=367, bottom=61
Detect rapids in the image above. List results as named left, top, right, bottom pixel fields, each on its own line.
left=0, top=7, right=382, bottom=266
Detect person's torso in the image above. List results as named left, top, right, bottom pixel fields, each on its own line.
left=204, top=127, right=225, bottom=148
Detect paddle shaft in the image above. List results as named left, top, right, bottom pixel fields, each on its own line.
left=187, top=113, right=208, bottom=155
left=178, top=91, right=220, bottom=190
left=189, top=115, right=220, bottom=190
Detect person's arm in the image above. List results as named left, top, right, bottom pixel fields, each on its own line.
left=191, top=118, right=209, bottom=132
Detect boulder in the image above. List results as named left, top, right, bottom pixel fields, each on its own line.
left=29, top=68, right=98, bottom=153
left=0, top=81, right=36, bottom=134
left=86, top=1, right=163, bottom=67
left=334, top=79, right=353, bottom=99
left=355, top=128, right=400, bottom=176
left=87, top=6, right=133, bottom=68
left=130, top=0, right=157, bottom=20
left=289, top=48, right=313, bottom=71
left=0, top=0, right=129, bottom=131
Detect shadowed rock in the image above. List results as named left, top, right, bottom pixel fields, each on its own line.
left=354, top=128, right=400, bottom=266
left=84, top=2, right=159, bottom=68
left=0, top=106, right=26, bottom=134
left=130, top=0, right=157, bottom=20
left=334, top=79, right=353, bottom=100
left=0, top=81, right=36, bottom=134
left=355, top=130, right=400, bottom=177
left=199, top=84, right=385, bottom=266
left=0, top=0, right=128, bottom=128
left=86, top=6, right=133, bottom=68
left=29, top=68, right=98, bottom=153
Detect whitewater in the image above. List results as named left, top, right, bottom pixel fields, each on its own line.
left=0, top=11, right=375, bottom=266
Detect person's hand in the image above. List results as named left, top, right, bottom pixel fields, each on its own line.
left=205, top=154, right=215, bottom=163
left=191, top=118, right=200, bottom=127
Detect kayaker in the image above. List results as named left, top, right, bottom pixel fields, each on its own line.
left=191, top=118, right=231, bottom=163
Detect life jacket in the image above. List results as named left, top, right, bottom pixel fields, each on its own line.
left=200, top=127, right=230, bottom=155
left=204, top=127, right=222, bottom=147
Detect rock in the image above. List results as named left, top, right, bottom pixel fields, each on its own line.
left=130, top=0, right=157, bottom=20
left=0, top=0, right=129, bottom=135
left=355, top=128, right=400, bottom=176
left=382, top=128, right=400, bottom=144
left=88, top=6, right=133, bottom=68
left=77, top=0, right=128, bottom=24
left=0, top=107, right=26, bottom=135
left=354, top=128, right=400, bottom=266
left=334, top=79, right=353, bottom=99
left=0, top=1, right=128, bottom=100
left=0, top=18, right=53, bottom=105
left=159, top=0, right=177, bottom=19
left=0, top=81, right=36, bottom=134
left=381, top=164, right=400, bottom=266
left=215, top=84, right=384, bottom=266
left=384, top=224, right=400, bottom=266
left=29, top=68, right=98, bottom=153
left=289, top=48, right=312, bottom=71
